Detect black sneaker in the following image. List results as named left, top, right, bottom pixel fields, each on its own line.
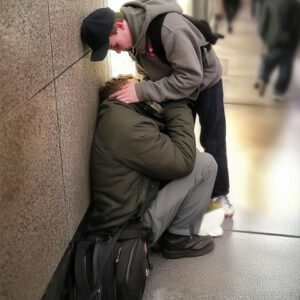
left=150, top=236, right=163, bottom=252
left=162, top=232, right=214, bottom=259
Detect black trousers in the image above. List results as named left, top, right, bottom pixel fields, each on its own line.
left=222, top=0, right=241, bottom=23
left=195, top=79, right=229, bottom=197
left=259, top=46, right=295, bottom=95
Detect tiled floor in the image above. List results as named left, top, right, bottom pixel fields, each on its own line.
left=144, top=232, right=300, bottom=300
left=144, top=1, right=300, bottom=299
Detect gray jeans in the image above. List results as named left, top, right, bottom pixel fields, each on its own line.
left=142, top=150, right=218, bottom=246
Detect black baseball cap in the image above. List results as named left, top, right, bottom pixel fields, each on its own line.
left=81, top=8, right=115, bottom=61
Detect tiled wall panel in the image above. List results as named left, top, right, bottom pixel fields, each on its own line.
left=0, top=0, right=53, bottom=118
left=55, top=56, right=109, bottom=239
left=0, top=84, right=68, bottom=300
left=49, top=0, right=104, bottom=76
left=0, top=0, right=110, bottom=298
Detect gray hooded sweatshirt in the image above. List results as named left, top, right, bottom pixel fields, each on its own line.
left=121, top=0, right=222, bottom=102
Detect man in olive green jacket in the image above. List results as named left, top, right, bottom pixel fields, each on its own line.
left=87, top=76, right=218, bottom=259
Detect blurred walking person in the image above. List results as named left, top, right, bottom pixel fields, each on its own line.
left=254, top=0, right=300, bottom=101
left=222, top=0, right=241, bottom=33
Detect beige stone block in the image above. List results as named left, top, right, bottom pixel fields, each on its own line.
left=48, top=0, right=104, bottom=76
left=225, top=104, right=290, bottom=150
left=227, top=54, right=260, bottom=77
left=0, top=0, right=53, bottom=118
left=219, top=58, right=229, bottom=76
left=55, top=56, right=109, bottom=238
left=222, top=76, right=274, bottom=105
left=0, top=84, right=68, bottom=300
left=215, top=34, right=263, bottom=57
left=225, top=104, right=300, bottom=225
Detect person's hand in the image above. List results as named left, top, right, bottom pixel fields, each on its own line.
left=109, top=82, right=139, bottom=103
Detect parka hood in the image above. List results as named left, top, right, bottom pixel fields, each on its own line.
left=121, top=0, right=182, bottom=53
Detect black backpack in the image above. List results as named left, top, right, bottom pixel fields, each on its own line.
left=147, top=13, right=224, bottom=65
left=73, top=223, right=150, bottom=300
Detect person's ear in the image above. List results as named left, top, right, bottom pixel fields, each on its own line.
left=115, top=21, right=125, bottom=30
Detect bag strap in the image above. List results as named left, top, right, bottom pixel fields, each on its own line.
left=119, top=224, right=149, bottom=241
left=147, top=13, right=169, bottom=65
left=90, top=224, right=126, bottom=300
left=147, top=13, right=224, bottom=66
left=74, top=240, right=94, bottom=295
left=182, top=14, right=223, bottom=46
left=74, top=225, right=126, bottom=300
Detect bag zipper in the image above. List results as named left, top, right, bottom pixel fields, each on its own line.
left=125, top=240, right=139, bottom=284
left=115, top=247, right=122, bottom=263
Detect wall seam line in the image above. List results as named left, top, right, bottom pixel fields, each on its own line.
left=46, top=0, right=69, bottom=241
left=0, top=51, right=91, bottom=124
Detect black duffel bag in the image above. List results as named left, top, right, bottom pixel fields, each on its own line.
left=73, top=223, right=151, bottom=300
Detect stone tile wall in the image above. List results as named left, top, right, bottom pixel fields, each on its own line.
left=0, top=1, right=109, bottom=299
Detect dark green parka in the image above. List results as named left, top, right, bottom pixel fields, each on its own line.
left=87, top=99, right=196, bottom=234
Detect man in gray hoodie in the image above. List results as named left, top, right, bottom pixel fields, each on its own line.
left=81, top=0, right=234, bottom=216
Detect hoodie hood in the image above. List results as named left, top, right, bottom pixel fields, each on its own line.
left=121, top=0, right=182, bottom=53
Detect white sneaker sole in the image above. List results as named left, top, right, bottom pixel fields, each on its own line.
left=199, top=208, right=225, bottom=237
left=206, top=226, right=223, bottom=237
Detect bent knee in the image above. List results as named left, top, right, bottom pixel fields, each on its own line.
left=194, top=151, right=218, bottom=177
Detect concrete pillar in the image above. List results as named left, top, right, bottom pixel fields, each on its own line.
left=0, top=0, right=109, bottom=299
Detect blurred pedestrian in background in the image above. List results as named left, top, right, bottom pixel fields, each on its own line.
left=212, top=0, right=225, bottom=33
left=222, top=0, right=241, bottom=33
left=254, top=0, right=300, bottom=102
left=251, top=0, right=262, bottom=18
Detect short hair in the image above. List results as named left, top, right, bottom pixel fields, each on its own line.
left=98, top=75, right=165, bottom=121
left=99, top=75, right=136, bottom=102
left=110, top=12, right=126, bottom=35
